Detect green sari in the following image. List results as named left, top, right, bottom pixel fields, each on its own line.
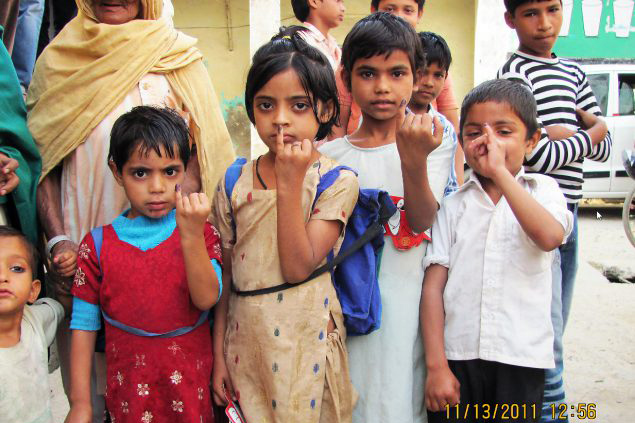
left=0, top=26, right=41, bottom=244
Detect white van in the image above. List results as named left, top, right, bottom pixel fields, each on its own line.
left=582, top=62, right=635, bottom=200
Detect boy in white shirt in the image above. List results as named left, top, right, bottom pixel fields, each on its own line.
left=421, top=79, right=573, bottom=423
left=0, top=225, right=66, bottom=423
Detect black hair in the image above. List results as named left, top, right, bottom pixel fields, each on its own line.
left=504, top=0, right=562, bottom=16
left=371, top=0, right=425, bottom=10
left=419, top=31, right=452, bottom=72
left=245, top=26, right=340, bottom=141
left=340, top=12, right=425, bottom=90
left=459, top=79, right=540, bottom=139
left=108, top=106, right=191, bottom=172
left=0, top=226, right=38, bottom=272
left=291, top=0, right=310, bottom=22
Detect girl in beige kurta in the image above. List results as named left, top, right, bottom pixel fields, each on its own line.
left=211, top=29, right=359, bottom=423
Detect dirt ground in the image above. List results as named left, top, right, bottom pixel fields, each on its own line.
left=49, top=205, right=635, bottom=422
left=564, top=205, right=635, bottom=422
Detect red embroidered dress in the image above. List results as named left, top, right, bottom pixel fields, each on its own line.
left=72, top=211, right=222, bottom=423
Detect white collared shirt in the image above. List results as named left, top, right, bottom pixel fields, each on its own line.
left=300, top=22, right=341, bottom=71
left=423, top=170, right=573, bottom=369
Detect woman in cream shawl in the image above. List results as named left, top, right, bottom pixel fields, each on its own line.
left=27, top=1, right=234, bottom=421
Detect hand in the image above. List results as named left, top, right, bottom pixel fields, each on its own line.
left=49, top=271, right=73, bottom=300
left=52, top=240, right=78, bottom=278
left=576, top=108, right=608, bottom=145
left=212, top=357, right=236, bottom=406
left=175, top=186, right=211, bottom=241
left=576, top=108, right=599, bottom=130
left=0, top=154, right=19, bottom=195
left=465, top=124, right=507, bottom=181
left=65, top=402, right=92, bottom=423
left=425, top=366, right=461, bottom=412
left=545, top=124, right=576, bottom=141
left=274, top=126, right=314, bottom=190
left=396, top=104, right=443, bottom=170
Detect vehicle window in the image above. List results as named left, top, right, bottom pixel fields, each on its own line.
left=587, top=73, right=609, bottom=116
left=618, top=74, right=635, bottom=116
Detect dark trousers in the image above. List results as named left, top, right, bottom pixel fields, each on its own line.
left=428, top=360, right=545, bottom=423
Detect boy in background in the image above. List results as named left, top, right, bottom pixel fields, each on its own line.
left=0, top=226, right=67, bottom=423
left=409, top=31, right=458, bottom=198
left=422, top=79, right=572, bottom=423
left=498, top=1, right=611, bottom=421
left=292, top=0, right=346, bottom=71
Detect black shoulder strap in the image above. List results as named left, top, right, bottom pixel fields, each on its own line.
left=232, top=190, right=395, bottom=297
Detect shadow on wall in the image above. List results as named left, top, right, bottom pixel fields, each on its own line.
left=221, top=94, right=251, bottom=158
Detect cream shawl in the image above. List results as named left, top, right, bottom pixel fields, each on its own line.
left=27, top=0, right=235, bottom=194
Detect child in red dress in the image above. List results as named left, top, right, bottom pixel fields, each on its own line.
left=65, top=106, right=222, bottom=423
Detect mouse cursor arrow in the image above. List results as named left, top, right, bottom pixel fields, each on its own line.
left=596, top=212, right=602, bottom=220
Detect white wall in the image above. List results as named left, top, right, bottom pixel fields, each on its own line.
left=473, top=0, right=518, bottom=86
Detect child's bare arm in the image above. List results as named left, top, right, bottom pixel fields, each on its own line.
left=65, top=330, right=97, bottom=423
left=176, top=189, right=219, bottom=311
left=473, top=125, right=565, bottom=251
left=545, top=110, right=607, bottom=146
left=398, top=112, right=444, bottom=233
left=330, top=68, right=352, bottom=140
left=277, top=197, right=342, bottom=283
left=576, top=108, right=608, bottom=146
left=275, top=127, right=343, bottom=282
left=212, top=248, right=235, bottom=405
left=545, top=125, right=576, bottom=141
left=421, top=264, right=460, bottom=412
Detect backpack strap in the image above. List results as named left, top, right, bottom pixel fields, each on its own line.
left=312, top=165, right=357, bottom=210
left=90, top=226, right=209, bottom=338
left=89, top=227, right=106, bottom=352
left=233, top=165, right=365, bottom=297
left=101, top=308, right=209, bottom=338
left=225, top=158, right=248, bottom=237
left=90, top=227, right=104, bottom=273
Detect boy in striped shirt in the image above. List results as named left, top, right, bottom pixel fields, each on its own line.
left=497, top=1, right=611, bottom=422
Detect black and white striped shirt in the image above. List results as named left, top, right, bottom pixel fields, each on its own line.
left=498, top=51, right=612, bottom=204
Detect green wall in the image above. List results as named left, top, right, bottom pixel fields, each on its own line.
left=555, top=0, right=635, bottom=58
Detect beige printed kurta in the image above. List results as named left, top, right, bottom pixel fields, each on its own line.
left=212, top=156, right=359, bottom=423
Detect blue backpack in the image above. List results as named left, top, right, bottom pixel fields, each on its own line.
left=224, top=158, right=396, bottom=336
